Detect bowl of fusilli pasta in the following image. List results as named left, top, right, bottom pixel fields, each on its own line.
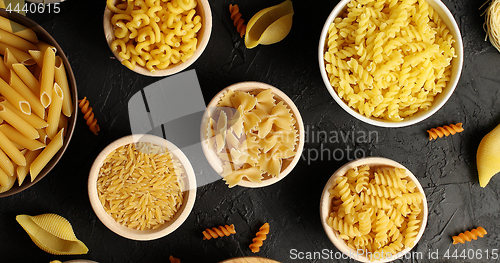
left=320, top=157, right=428, bottom=262
left=104, top=0, right=212, bottom=77
left=318, top=0, right=463, bottom=127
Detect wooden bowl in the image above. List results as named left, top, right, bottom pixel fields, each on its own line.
left=319, top=157, right=428, bottom=263
left=0, top=10, right=78, bottom=198
left=88, top=134, right=196, bottom=241
left=103, top=0, right=212, bottom=77
left=201, top=82, right=304, bottom=188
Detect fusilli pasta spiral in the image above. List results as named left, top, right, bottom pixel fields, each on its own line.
left=202, top=224, right=236, bottom=240
left=78, top=97, right=100, bottom=135
left=427, top=123, right=464, bottom=140
left=229, top=4, right=246, bottom=38
left=250, top=223, right=269, bottom=253
left=452, top=227, right=487, bottom=244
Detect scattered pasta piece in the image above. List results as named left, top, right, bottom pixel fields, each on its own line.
left=229, top=4, right=246, bottom=38
left=245, top=0, right=294, bottom=49
left=328, top=166, right=424, bottom=260
left=452, top=227, right=487, bottom=244
left=427, top=123, right=464, bottom=140
left=250, top=223, right=269, bottom=253
left=169, top=255, right=181, bottom=263
left=16, top=213, right=88, bottom=255
left=324, top=0, right=456, bottom=122
left=205, top=89, right=299, bottom=187
left=202, top=224, right=236, bottom=240
left=97, top=142, right=184, bottom=230
left=477, top=122, right=500, bottom=187
left=78, top=97, right=100, bottom=135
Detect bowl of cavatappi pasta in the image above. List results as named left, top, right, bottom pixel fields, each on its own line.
left=0, top=10, right=78, bottom=197
left=320, top=157, right=428, bottom=263
left=103, top=0, right=212, bottom=77
left=88, top=134, right=196, bottom=240
left=318, top=0, right=463, bottom=127
left=201, top=82, right=305, bottom=188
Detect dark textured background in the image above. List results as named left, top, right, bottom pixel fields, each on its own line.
left=1, top=0, right=499, bottom=262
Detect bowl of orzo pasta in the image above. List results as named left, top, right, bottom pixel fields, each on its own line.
left=318, top=0, right=463, bottom=127
left=88, top=134, right=196, bottom=241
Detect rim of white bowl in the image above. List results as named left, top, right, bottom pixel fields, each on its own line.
left=318, top=0, right=464, bottom=128
left=88, top=134, right=196, bottom=241
left=319, top=157, right=428, bottom=263
left=200, top=81, right=305, bottom=188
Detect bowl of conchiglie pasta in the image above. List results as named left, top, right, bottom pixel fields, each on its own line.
left=200, top=82, right=305, bottom=188
left=320, top=157, right=428, bottom=263
left=318, top=0, right=463, bottom=127
left=103, top=0, right=212, bottom=77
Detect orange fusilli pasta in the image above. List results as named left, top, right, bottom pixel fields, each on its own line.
left=250, top=223, right=269, bottom=253
left=202, top=224, right=236, bottom=240
left=229, top=4, right=246, bottom=37
left=427, top=123, right=464, bottom=140
left=78, top=97, right=100, bottom=135
left=452, top=227, right=487, bottom=244
left=169, top=255, right=181, bottom=263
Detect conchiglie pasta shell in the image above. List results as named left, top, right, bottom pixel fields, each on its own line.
left=477, top=123, right=500, bottom=187
left=16, top=213, right=89, bottom=255
left=244, top=0, right=294, bottom=49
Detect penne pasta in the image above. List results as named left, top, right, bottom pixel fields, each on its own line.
left=0, top=16, right=38, bottom=43
left=0, top=98, right=47, bottom=129
left=0, top=165, right=9, bottom=188
left=54, top=56, right=72, bottom=117
left=0, top=28, right=37, bottom=53
left=0, top=58, right=9, bottom=82
left=0, top=147, right=14, bottom=176
left=4, top=48, right=19, bottom=69
left=35, top=41, right=56, bottom=54
left=0, top=77, right=30, bottom=115
left=30, top=128, right=64, bottom=180
left=40, top=47, right=55, bottom=108
left=0, top=124, right=45, bottom=151
left=37, top=128, right=48, bottom=144
left=28, top=50, right=43, bottom=67
left=18, top=149, right=41, bottom=184
left=0, top=42, right=34, bottom=65
left=12, top=63, right=40, bottom=95
left=46, top=83, right=63, bottom=139
left=12, top=140, right=24, bottom=150
left=0, top=129, right=26, bottom=166
left=0, top=104, right=39, bottom=140
left=58, top=112, right=67, bottom=133
left=9, top=69, right=45, bottom=119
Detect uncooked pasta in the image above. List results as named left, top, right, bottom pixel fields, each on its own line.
left=483, top=0, right=500, bottom=52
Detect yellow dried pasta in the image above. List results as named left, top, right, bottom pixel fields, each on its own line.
left=206, top=89, right=298, bottom=187
left=327, top=165, right=424, bottom=260
left=324, top=0, right=456, bottom=122
left=97, top=142, right=184, bottom=230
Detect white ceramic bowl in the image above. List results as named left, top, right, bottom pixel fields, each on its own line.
left=201, top=82, right=305, bottom=188
left=318, top=0, right=463, bottom=127
left=103, top=0, right=212, bottom=77
left=88, top=134, right=196, bottom=241
left=320, top=157, right=428, bottom=263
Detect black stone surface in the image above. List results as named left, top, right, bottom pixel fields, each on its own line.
left=1, top=0, right=500, bottom=262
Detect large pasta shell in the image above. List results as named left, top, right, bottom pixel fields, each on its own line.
left=477, top=123, right=500, bottom=187
left=16, top=213, right=89, bottom=255
left=244, top=0, right=294, bottom=49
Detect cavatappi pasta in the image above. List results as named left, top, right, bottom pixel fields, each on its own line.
left=324, top=0, right=456, bottom=122
left=107, top=0, right=202, bottom=74
left=206, top=89, right=299, bottom=188
left=327, top=165, right=424, bottom=260
left=0, top=16, right=73, bottom=194
left=97, top=142, right=185, bottom=230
